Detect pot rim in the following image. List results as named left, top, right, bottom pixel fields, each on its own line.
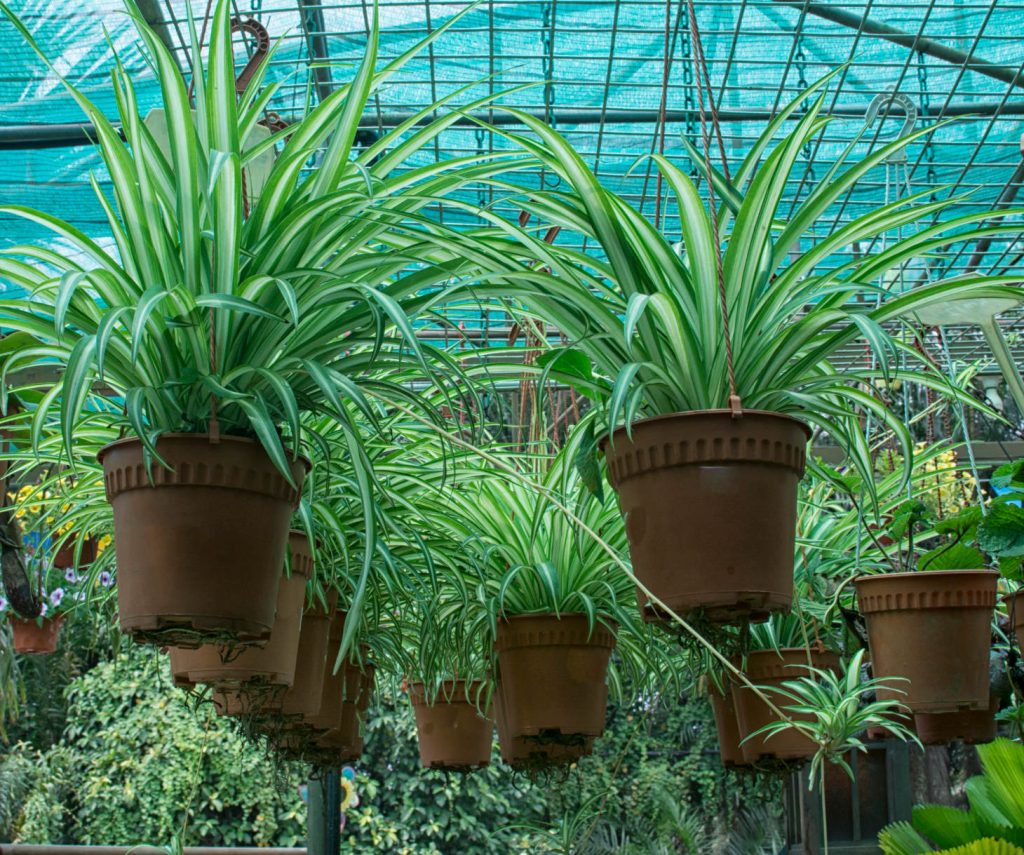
left=97, top=432, right=312, bottom=472
left=497, top=612, right=619, bottom=634
left=599, top=408, right=811, bottom=450
left=854, top=569, right=1000, bottom=585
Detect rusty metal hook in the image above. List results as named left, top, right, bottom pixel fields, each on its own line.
left=230, top=17, right=272, bottom=96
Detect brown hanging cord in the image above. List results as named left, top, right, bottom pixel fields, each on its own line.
left=683, top=0, right=742, bottom=417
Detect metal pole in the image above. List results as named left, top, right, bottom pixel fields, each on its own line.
left=306, top=779, right=327, bottom=855
left=324, top=771, right=341, bottom=855
left=772, top=0, right=1024, bottom=90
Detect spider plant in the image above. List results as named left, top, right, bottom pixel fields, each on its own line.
left=462, top=72, right=1019, bottom=487
left=0, top=0, right=531, bottom=491
left=752, top=649, right=918, bottom=855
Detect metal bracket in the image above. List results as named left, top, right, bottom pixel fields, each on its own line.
left=865, top=88, right=918, bottom=163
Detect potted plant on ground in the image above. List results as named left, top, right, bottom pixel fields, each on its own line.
left=469, top=74, right=1021, bottom=626
left=0, top=0, right=529, bottom=647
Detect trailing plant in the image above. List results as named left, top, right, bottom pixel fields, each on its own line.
left=752, top=649, right=918, bottom=854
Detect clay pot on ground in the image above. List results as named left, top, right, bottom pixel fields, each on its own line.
left=409, top=680, right=494, bottom=771
left=10, top=615, right=64, bottom=655
left=603, top=410, right=809, bottom=624
left=855, top=570, right=998, bottom=713
left=709, top=682, right=748, bottom=767
left=915, top=693, right=999, bottom=746
left=494, top=685, right=593, bottom=770
left=732, top=648, right=840, bottom=763
left=495, top=613, right=615, bottom=747
left=98, top=434, right=308, bottom=647
left=168, top=531, right=314, bottom=688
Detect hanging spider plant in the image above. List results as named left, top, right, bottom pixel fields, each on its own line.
left=446, top=72, right=1020, bottom=626
left=0, top=0, right=537, bottom=645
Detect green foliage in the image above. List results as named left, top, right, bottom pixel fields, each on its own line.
left=1, top=647, right=306, bottom=846
left=880, top=739, right=1024, bottom=854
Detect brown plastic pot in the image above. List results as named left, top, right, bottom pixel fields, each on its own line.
left=709, top=683, right=747, bottom=767
left=278, top=600, right=335, bottom=720
left=603, top=410, right=809, bottom=623
left=10, top=615, right=64, bottom=655
left=409, top=680, right=494, bottom=771
left=494, top=684, right=592, bottom=769
left=98, top=434, right=308, bottom=647
left=54, top=535, right=97, bottom=570
left=495, top=613, right=615, bottom=743
left=168, top=531, right=313, bottom=688
left=320, top=664, right=375, bottom=751
left=732, top=648, right=840, bottom=763
left=915, top=694, right=998, bottom=745
left=303, top=619, right=360, bottom=732
left=856, top=570, right=997, bottom=713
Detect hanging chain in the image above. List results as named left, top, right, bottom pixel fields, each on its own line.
left=475, top=127, right=489, bottom=210
left=250, top=0, right=262, bottom=14
left=680, top=21, right=697, bottom=179
left=540, top=1, right=560, bottom=187
left=795, top=34, right=816, bottom=183
left=917, top=52, right=939, bottom=202
left=685, top=0, right=740, bottom=415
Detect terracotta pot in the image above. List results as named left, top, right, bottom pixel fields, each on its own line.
left=98, top=434, right=308, bottom=647
left=494, top=684, right=592, bottom=769
left=603, top=410, right=809, bottom=623
left=303, top=618, right=359, bottom=731
left=409, top=680, right=494, bottom=770
left=168, top=531, right=313, bottom=687
left=54, top=535, right=97, bottom=570
left=709, top=683, right=747, bottom=767
left=278, top=599, right=335, bottom=720
left=320, top=664, right=375, bottom=751
left=856, top=570, right=997, bottom=713
left=10, top=615, right=64, bottom=654
left=1004, top=591, right=1024, bottom=653
left=915, top=694, right=998, bottom=745
left=495, top=613, right=615, bottom=743
left=732, top=648, right=840, bottom=763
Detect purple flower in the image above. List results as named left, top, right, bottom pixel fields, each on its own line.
left=64, top=568, right=78, bottom=583
left=74, top=591, right=86, bottom=602
left=40, top=601, right=48, bottom=617
left=49, top=588, right=64, bottom=608
left=0, top=597, right=7, bottom=611
left=99, top=571, right=113, bottom=588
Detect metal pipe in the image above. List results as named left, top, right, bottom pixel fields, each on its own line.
left=0, top=848, right=305, bottom=855
left=772, top=0, right=1024, bottom=90
left=133, top=0, right=184, bottom=74
left=965, top=135, right=1024, bottom=271
left=3, top=101, right=1024, bottom=150
left=297, top=0, right=334, bottom=105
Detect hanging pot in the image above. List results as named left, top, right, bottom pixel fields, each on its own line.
left=708, top=682, right=748, bottom=767
left=168, top=531, right=313, bottom=688
left=856, top=570, right=997, bottom=712
left=303, top=618, right=359, bottom=732
left=54, top=534, right=97, bottom=570
left=732, top=648, right=840, bottom=763
left=409, top=680, right=494, bottom=771
left=494, top=683, right=593, bottom=769
left=278, top=598, right=336, bottom=721
left=603, top=410, right=809, bottom=623
left=915, top=693, right=998, bottom=745
left=99, top=434, right=307, bottom=647
left=319, top=664, right=375, bottom=753
left=495, top=613, right=615, bottom=746
left=10, top=615, right=64, bottom=655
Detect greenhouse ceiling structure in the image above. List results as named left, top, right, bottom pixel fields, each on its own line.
left=1, top=0, right=1023, bottom=364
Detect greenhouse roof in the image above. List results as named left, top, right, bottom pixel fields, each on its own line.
left=1, top=0, right=1023, bottom=367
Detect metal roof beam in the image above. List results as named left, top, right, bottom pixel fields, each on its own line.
left=772, top=0, right=1024, bottom=90
left=297, top=0, right=334, bottom=105
left=133, top=0, right=185, bottom=74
